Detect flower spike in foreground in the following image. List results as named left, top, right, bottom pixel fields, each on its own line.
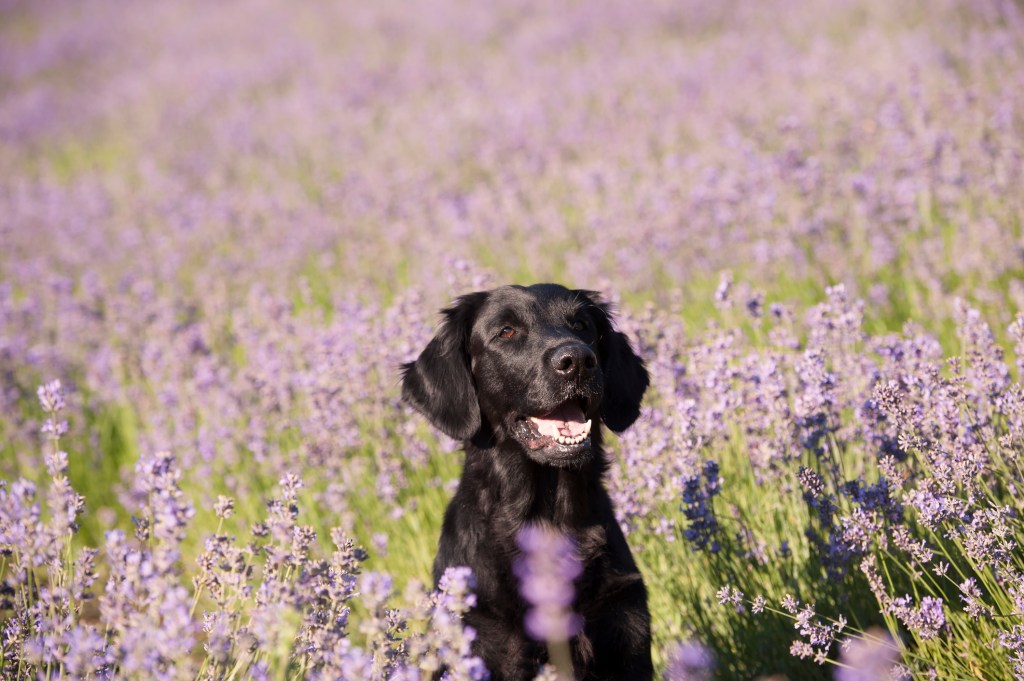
left=514, top=524, right=584, bottom=642
left=514, top=524, right=583, bottom=679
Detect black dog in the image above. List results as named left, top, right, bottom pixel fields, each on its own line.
left=402, top=283, right=653, bottom=681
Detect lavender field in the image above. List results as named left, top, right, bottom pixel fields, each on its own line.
left=2, top=0, right=1024, bottom=678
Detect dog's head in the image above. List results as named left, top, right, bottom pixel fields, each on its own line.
left=401, top=284, right=649, bottom=467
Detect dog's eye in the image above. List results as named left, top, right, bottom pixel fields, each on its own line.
left=572, top=319, right=588, bottom=332
left=499, top=326, right=516, bottom=339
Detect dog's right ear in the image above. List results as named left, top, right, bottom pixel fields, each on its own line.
left=579, top=291, right=650, bottom=433
left=401, top=292, right=488, bottom=440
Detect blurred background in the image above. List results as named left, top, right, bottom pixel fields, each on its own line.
left=3, top=0, right=1021, bottom=317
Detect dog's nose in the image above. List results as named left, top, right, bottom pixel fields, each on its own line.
left=550, top=343, right=597, bottom=379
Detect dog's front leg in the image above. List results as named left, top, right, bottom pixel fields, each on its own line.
left=463, top=607, right=548, bottom=681
left=581, top=577, right=654, bottom=681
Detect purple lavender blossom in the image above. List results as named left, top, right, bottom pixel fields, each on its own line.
left=835, top=628, right=900, bottom=681
left=664, top=639, right=715, bottom=681
left=999, top=625, right=1024, bottom=679
left=715, top=585, right=745, bottom=611
left=958, top=578, right=992, bottom=620
left=433, top=566, right=489, bottom=680
left=514, top=525, right=583, bottom=643
left=101, top=451, right=198, bottom=679
left=36, top=379, right=66, bottom=414
left=680, top=460, right=723, bottom=552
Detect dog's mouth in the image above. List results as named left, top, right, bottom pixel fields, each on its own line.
left=514, top=397, right=593, bottom=461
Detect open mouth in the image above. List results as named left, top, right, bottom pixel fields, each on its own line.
left=517, top=397, right=593, bottom=451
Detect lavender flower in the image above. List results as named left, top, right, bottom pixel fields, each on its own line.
left=514, top=525, right=584, bottom=643
left=101, top=451, right=197, bottom=679
left=36, top=379, right=66, bottom=414
left=680, top=461, right=723, bottom=552
left=715, top=585, right=745, bottom=610
left=999, top=625, right=1024, bottom=679
left=432, top=567, right=489, bottom=680
left=835, top=628, right=901, bottom=681
left=958, top=578, right=992, bottom=620
left=213, top=494, right=235, bottom=519
left=664, top=639, right=715, bottom=681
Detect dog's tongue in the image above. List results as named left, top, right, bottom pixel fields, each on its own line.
left=530, top=403, right=588, bottom=438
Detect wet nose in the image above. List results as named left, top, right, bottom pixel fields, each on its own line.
left=550, top=343, right=597, bottom=379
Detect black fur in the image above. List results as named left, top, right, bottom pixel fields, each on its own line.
left=402, top=284, right=653, bottom=681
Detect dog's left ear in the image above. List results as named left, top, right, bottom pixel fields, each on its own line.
left=581, top=291, right=650, bottom=433
left=401, top=292, right=488, bottom=440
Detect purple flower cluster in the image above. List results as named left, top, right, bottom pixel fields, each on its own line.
left=682, top=290, right=1024, bottom=676
left=1, top=382, right=490, bottom=680
left=781, top=595, right=848, bottom=666
left=999, top=625, right=1024, bottom=679
left=679, top=461, right=722, bottom=552
left=1, top=380, right=96, bottom=677
left=407, top=566, right=489, bottom=680
left=663, top=639, right=715, bottom=681
left=715, top=585, right=745, bottom=613
left=514, top=525, right=584, bottom=644
left=835, top=628, right=901, bottom=681
left=860, top=557, right=947, bottom=642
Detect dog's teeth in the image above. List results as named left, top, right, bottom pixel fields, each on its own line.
left=553, top=431, right=592, bottom=446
